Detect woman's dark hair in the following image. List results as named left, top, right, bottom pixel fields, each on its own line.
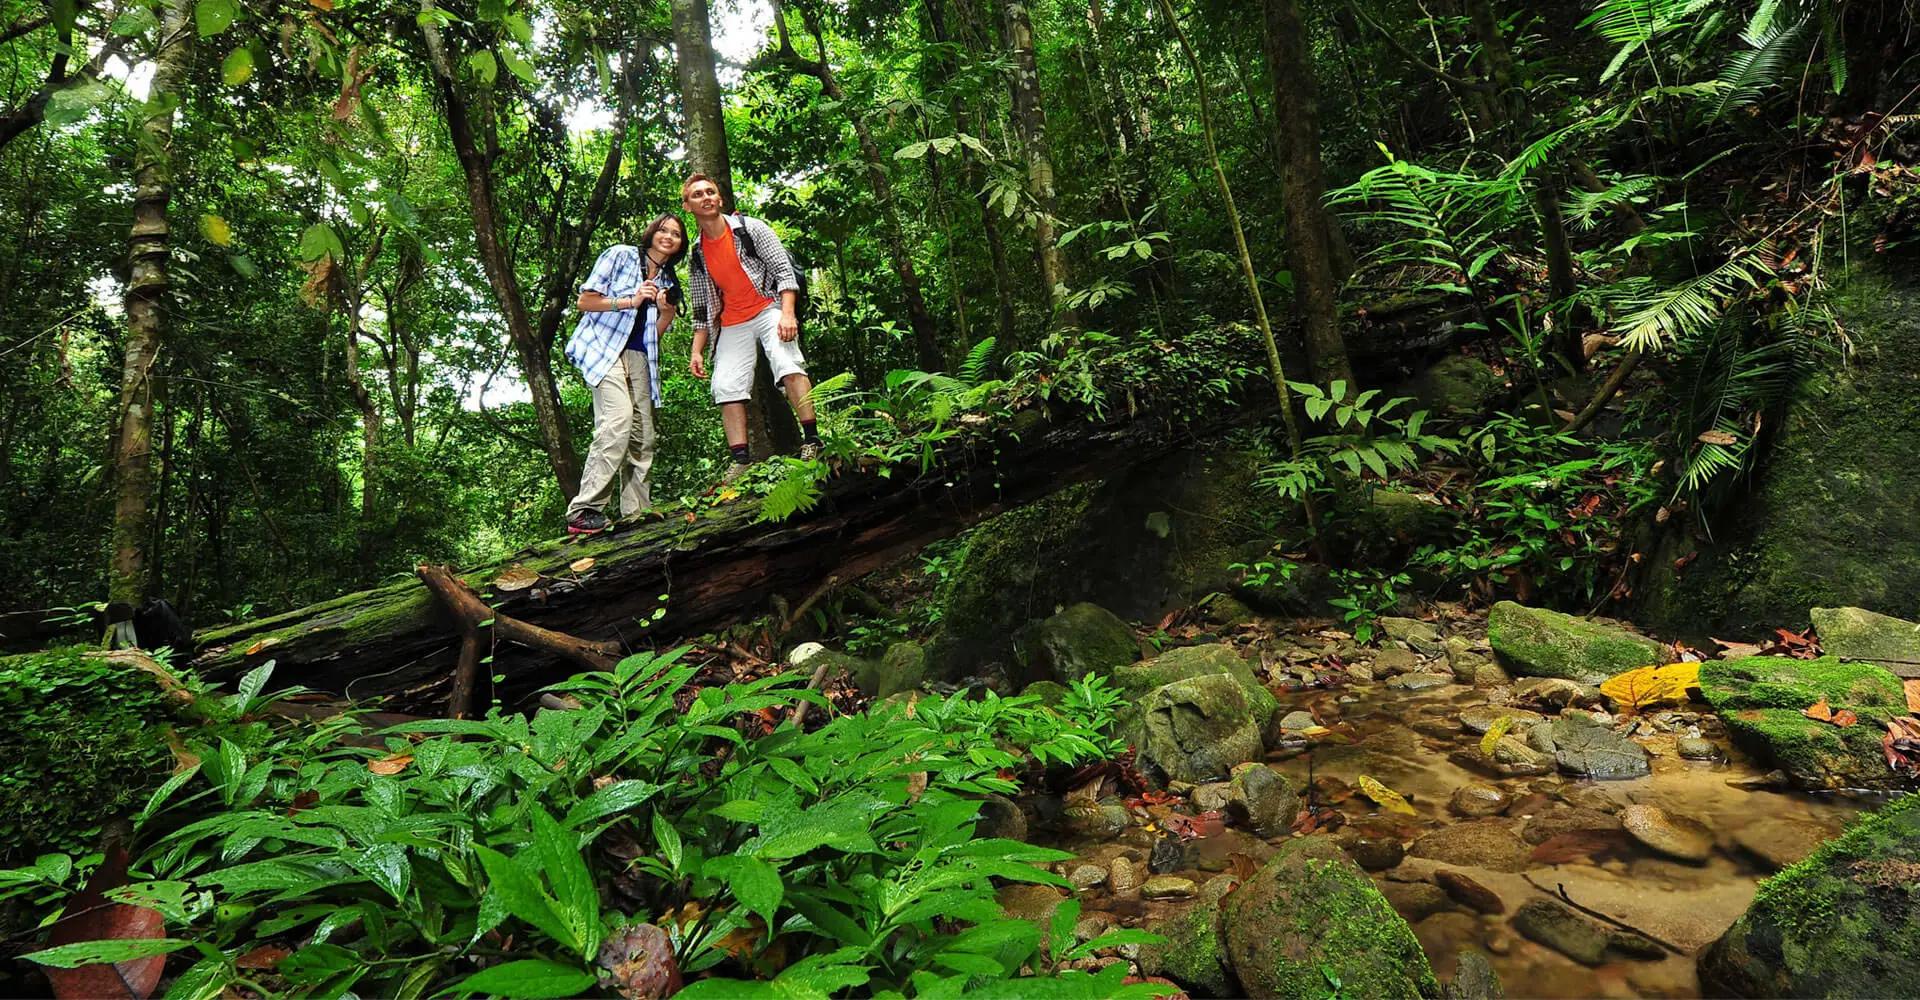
left=636, top=213, right=688, bottom=308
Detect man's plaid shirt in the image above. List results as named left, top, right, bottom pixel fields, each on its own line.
left=687, top=214, right=800, bottom=335
left=564, top=244, right=676, bottom=405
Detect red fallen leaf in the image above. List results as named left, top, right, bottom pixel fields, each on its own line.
left=1162, top=810, right=1225, bottom=841
left=1529, top=829, right=1635, bottom=866
left=1122, top=976, right=1190, bottom=1000
left=284, top=789, right=319, bottom=817
left=1832, top=709, right=1859, bottom=727
left=44, top=838, right=165, bottom=1000
left=597, top=923, right=683, bottom=999
left=1804, top=697, right=1835, bottom=723
left=1883, top=718, right=1920, bottom=771
left=1290, top=807, right=1345, bottom=835
left=1224, top=852, right=1260, bottom=880
left=1673, top=551, right=1699, bottom=571
left=1131, top=789, right=1180, bottom=808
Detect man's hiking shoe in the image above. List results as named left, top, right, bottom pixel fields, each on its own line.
left=798, top=442, right=823, bottom=462
left=566, top=509, right=611, bottom=535
left=718, top=461, right=753, bottom=488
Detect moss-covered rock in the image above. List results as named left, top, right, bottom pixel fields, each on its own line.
left=1131, top=674, right=1265, bottom=784
left=1810, top=606, right=1920, bottom=678
left=876, top=641, right=928, bottom=698
left=1638, top=264, right=1920, bottom=636
left=1138, top=878, right=1240, bottom=997
left=0, top=647, right=184, bottom=862
left=1487, top=601, right=1664, bottom=684
left=1111, top=644, right=1279, bottom=727
left=1223, top=841, right=1440, bottom=999
left=1014, top=602, right=1138, bottom=685
left=1699, top=656, right=1907, bottom=789
left=1020, top=680, right=1070, bottom=708
left=1700, top=792, right=1920, bottom=997
left=1405, top=354, right=1505, bottom=419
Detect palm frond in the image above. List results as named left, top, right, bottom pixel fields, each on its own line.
left=1612, top=246, right=1772, bottom=351
left=1711, top=15, right=1812, bottom=118
left=1582, top=0, right=1721, bottom=82
left=1563, top=175, right=1659, bottom=231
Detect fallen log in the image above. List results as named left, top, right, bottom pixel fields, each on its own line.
left=187, top=338, right=1272, bottom=709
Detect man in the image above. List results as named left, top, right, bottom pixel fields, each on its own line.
left=681, top=173, right=822, bottom=485
left=561, top=213, right=687, bottom=534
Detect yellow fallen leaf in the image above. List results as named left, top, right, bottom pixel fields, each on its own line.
left=1357, top=774, right=1416, bottom=815
left=1599, top=662, right=1701, bottom=712
left=1480, top=715, right=1516, bottom=757
left=244, top=637, right=278, bottom=656
left=569, top=557, right=596, bottom=574
left=716, top=488, right=741, bottom=502
left=494, top=565, right=540, bottom=592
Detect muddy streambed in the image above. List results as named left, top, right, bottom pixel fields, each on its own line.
left=1030, top=658, right=1876, bottom=998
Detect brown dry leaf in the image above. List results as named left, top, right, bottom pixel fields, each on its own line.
left=904, top=771, right=929, bottom=803
left=494, top=565, right=540, bottom=592
left=1696, top=429, right=1739, bottom=445
left=1905, top=679, right=1920, bottom=714
left=1803, top=697, right=1835, bottom=723
left=308, top=0, right=334, bottom=9
left=1711, top=637, right=1765, bottom=659
left=569, top=557, right=596, bottom=574
left=596, top=923, right=683, bottom=1000
left=1224, top=852, right=1259, bottom=881
left=243, top=637, right=279, bottom=657
left=1529, top=829, right=1634, bottom=865
left=1832, top=709, right=1859, bottom=727
left=367, top=753, right=414, bottom=776
left=235, top=945, right=291, bottom=970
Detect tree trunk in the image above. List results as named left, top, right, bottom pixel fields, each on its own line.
left=671, top=0, right=798, bottom=457
left=188, top=384, right=1271, bottom=707
left=999, top=0, right=1079, bottom=332
left=344, top=229, right=385, bottom=556
left=418, top=3, right=582, bottom=496
left=1262, top=0, right=1354, bottom=386
left=108, top=0, right=192, bottom=630
left=927, top=0, right=1017, bottom=347
left=780, top=13, right=945, bottom=370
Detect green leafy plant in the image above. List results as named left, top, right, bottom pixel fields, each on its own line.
left=1328, top=568, right=1410, bottom=644
left=1257, top=381, right=1458, bottom=504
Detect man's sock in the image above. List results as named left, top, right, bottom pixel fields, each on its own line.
left=729, top=443, right=750, bottom=464
left=800, top=419, right=820, bottom=445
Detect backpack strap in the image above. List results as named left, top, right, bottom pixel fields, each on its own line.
left=729, top=213, right=761, bottom=265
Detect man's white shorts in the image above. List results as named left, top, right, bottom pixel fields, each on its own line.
left=710, top=304, right=806, bottom=404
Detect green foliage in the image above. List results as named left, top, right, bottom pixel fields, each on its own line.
left=1, top=649, right=1150, bottom=998
left=0, top=648, right=178, bottom=861
left=1327, top=569, right=1409, bottom=645
left=1257, top=381, right=1457, bottom=504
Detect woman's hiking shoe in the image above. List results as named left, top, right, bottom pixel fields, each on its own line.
left=717, top=461, right=753, bottom=488
left=566, top=509, right=611, bottom=535
left=798, top=442, right=823, bottom=462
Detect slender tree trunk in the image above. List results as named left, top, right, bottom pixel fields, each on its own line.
left=928, top=0, right=1017, bottom=347
left=670, top=0, right=798, bottom=457
left=344, top=230, right=384, bottom=554
left=419, top=3, right=582, bottom=495
left=108, top=0, right=191, bottom=634
left=780, top=12, right=944, bottom=370
left=1263, top=0, right=1354, bottom=386
left=999, top=0, right=1080, bottom=332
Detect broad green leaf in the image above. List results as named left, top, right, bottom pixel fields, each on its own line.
left=500, top=46, right=537, bottom=86
left=221, top=47, right=253, bottom=85
left=531, top=807, right=599, bottom=957
left=195, top=0, right=238, bottom=37
left=562, top=779, right=661, bottom=829
left=112, top=6, right=158, bottom=35
left=22, top=938, right=192, bottom=968
left=43, top=80, right=109, bottom=127
left=445, top=959, right=595, bottom=999
left=727, top=855, right=783, bottom=925
left=468, top=50, right=498, bottom=86
left=504, top=13, right=534, bottom=43
left=162, top=954, right=232, bottom=1000
left=650, top=811, right=682, bottom=871
left=710, top=799, right=764, bottom=823
left=349, top=842, right=410, bottom=901
left=298, top=223, right=343, bottom=262
left=475, top=845, right=576, bottom=951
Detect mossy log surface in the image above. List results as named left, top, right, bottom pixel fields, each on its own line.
left=187, top=392, right=1266, bottom=708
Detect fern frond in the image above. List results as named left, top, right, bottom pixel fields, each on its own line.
left=1711, top=16, right=1812, bottom=118
left=1564, top=175, right=1659, bottom=230
left=1583, top=0, right=1720, bottom=82
left=960, top=337, right=997, bottom=385
left=757, top=464, right=825, bottom=524
left=1613, top=248, right=1772, bottom=351
left=806, top=371, right=861, bottom=408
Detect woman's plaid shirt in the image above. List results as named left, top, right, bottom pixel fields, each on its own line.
left=563, top=244, right=675, bottom=405
left=686, top=214, right=800, bottom=334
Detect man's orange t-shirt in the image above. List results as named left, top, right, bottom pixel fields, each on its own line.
left=705, top=225, right=775, bottom=327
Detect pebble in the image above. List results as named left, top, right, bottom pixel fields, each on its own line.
left=1139, top=875, right=1196, bottom=900
left=1279, top=710, right=1317, bottom=731
left=1492, top=736, right=1555, bottom=776
left=1374, top=646, right=1419, bottom=676
left=1459, top=706, right=1544, bottom=734
left=1068, top=863, right=1109, bottom=890
left=1621, top=804, right=1715, bottom=863
left=1073, top=912, right=1116, bottom=943
left=1435, top=869, right=1505, bottom=914
left=1108, top=856, right=1139, bottom=895
left=1347, top=663, right=1376, bottom=682
left=1409, top=819, right=1532, bottom=872
left=1382, top=880, right=1450, bottom=921
left=1676, top=737, right=1720, bottom=760
left=1191, top=781, right=1232, bottom=814
left=1389, top=671, right=1455, bottom=691
left=1512, top=898, right=1610, bottom=965
left=1336, top=829, right=1407, bottom=871
left=1450, top=783, right=1513, bottom=818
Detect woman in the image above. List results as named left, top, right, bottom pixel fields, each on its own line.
left=562, top=213, right=687, bottom=535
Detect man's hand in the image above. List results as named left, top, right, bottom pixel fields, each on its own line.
left=689, top=334, right=709, bottom=378
left=777, top=308, right=799, bottom=343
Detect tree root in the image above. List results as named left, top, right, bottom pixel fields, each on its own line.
left=417, top=564, right=621, bottom=717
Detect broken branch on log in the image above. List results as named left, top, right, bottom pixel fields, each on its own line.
left=416, top=564, right=620, bottom=715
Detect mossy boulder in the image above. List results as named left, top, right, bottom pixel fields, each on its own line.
left=1111, top=644, right=1279, bottom=728
left=1138, top=878, right=1239, bottom=997
left=0, top=647, right=185, bottom=862
left=875, top=641, right=928, bottom=698
left=800, top=646, right=887, bottom=698
left=1487, top=601, right=1664, bottom=684
left=1223, top=840, right=1440, bottom=999
left=1015, top=602, right=1138, bottom=685
left=1699, top=656, right=1907, bottom=789
left=1810, top=606, right=1920, bottom=678
left=1701, top=792, right=1920, bottom=997
left=1131, top=674, right=1265, bottom=784
left=1638, top=264, right=1920, bottom=636
left=1406, top=354, right=1505, bottom=419
left=1020, top=680, right=1070, bottom=708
